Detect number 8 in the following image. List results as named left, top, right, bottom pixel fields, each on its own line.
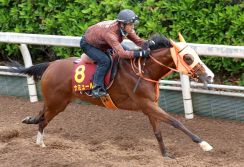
left=75, top=65, right=85, bottom=83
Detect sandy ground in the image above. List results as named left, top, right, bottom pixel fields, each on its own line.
left=0, top=96, right=243, bottom=167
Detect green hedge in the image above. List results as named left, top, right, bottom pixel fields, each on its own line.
left=0, top=0, right=243, bottom=84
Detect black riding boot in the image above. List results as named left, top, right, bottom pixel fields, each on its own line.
left=92, top=84, right=107, bottom=98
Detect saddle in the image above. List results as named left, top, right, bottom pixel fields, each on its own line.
left=72, top=52, right=119, bottom=95
left=72, top=41, right=137, bottom=109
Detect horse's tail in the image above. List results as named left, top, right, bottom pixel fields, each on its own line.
left=3, top=62, right=50, bottom=81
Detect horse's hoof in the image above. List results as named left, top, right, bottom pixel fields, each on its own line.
left=163, top=155, right=175, bottom=160
left=36, top=142, right=46, bottom=148
left=162, top=152, right=175, bottom=159
left=41, top=143, right=46, bottom=148
left=199, top=141, right=213, bottom=151
left=164, top=156, right=174, bottom=160
left=22, top=116, right=32, bottom=124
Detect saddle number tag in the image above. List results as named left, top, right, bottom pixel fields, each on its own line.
left=74, top=65, right=86, bottom=83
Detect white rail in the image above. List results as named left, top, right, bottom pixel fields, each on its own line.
left=189, top=43, right=244, bottom=58
left=160, top=80, right=244, bottom=98
left=0, top=66, right=26, bottom=76
left=0, top=32, right=80, bottom=47
left=19, top=44, right=38, bottom=102
left=159, top=85, right=244, bottom=98
left=180, top=74, right=193, bottom=119
left=160, top=80, right=244, bottom=91
left=1, top=32, right=244, bottom=58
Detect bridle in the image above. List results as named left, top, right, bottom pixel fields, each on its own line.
left=130, top=46, right=199, bottom=102
left=130, top=46, right=196, bottom=82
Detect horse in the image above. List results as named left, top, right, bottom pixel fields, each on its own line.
left=4, top=33, right=214, bottom=157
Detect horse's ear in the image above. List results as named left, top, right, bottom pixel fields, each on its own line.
left=169, top=39, right=180, bottom=51
left=178, top=32, right=186, bottom=43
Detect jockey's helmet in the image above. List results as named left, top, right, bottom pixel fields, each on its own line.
left=117, top=9, right=139, bottom=24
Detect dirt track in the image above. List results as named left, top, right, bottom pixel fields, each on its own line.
left=0, top=96, right=243, bottom=167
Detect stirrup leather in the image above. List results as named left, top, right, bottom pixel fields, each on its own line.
left=100, top=94, right=118, bottom=110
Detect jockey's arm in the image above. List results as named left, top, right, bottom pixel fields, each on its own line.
left=105, top=33, right=134, bottom=59
left=127, top=31, right=145, bottom=47
left=127, top=31, right=156, bottom=50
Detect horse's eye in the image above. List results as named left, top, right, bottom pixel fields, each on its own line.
left=183, top=54, right=194, bottom=65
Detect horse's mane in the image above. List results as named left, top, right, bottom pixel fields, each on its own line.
left=149, top=34, right=172, bottom=50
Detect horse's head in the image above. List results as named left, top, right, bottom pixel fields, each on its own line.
left=169, top=33, right=214, bottom=84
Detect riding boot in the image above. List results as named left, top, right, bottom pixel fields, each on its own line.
left=92, top=84, right=107, bottom=98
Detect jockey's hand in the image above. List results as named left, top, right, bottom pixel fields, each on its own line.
left=142, top=49, right=150, bottom=57
left=148, top=40, right=155, bottom=48
left=134, top=49, right=150, bottom=58
left=142, top=40, right=155, bottom=50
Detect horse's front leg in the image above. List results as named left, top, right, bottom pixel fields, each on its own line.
left=147, top=115, right=169, bottom=157
left=144, top=101, right=213, bottom=152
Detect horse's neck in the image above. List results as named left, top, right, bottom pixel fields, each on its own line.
left=145, top=48, right=175, bottom=81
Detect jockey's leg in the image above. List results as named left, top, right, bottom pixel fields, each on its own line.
left=80, top=37, right=111, bottom=97
left=92, top=54, right=111, bottom=97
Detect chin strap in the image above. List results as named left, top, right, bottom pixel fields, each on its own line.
left=119, top=27, right=128, bottom=37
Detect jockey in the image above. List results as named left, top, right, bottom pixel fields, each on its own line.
left=80, top=9, right=154, bottom=98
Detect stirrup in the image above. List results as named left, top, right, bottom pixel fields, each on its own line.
left=91, top=88, right=107, bottom=98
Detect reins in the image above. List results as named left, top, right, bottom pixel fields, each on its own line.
left=130, top=47, right=190, bottom=103
left=131, top=57, right=160, bottom=103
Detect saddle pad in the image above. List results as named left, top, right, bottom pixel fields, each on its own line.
left=72, top=57, right=112, bottom=92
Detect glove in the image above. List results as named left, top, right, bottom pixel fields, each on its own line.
left=148, top=40, right=155, bottom=47
left=141, top=40, right=155, bottom=50
left=134, top=49, right=150, bottom=58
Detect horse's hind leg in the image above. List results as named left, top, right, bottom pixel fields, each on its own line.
left=21, top=105, right=46, bottom=147
left=22, top=106, right=45, bottom=124
left=36, top=99, right=70, bottom=147
left=148, top=115, right=169, bottom=157
left=36, top=105, right=48, bottom=147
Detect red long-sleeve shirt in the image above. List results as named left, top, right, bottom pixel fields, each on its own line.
left=84, top=20, right=145, bottom=59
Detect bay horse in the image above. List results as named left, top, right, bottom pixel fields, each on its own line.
left=5, top=34, right=214, bottom=157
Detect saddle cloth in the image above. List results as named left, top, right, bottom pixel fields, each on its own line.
left=72, top=53, right=117, bottom=93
